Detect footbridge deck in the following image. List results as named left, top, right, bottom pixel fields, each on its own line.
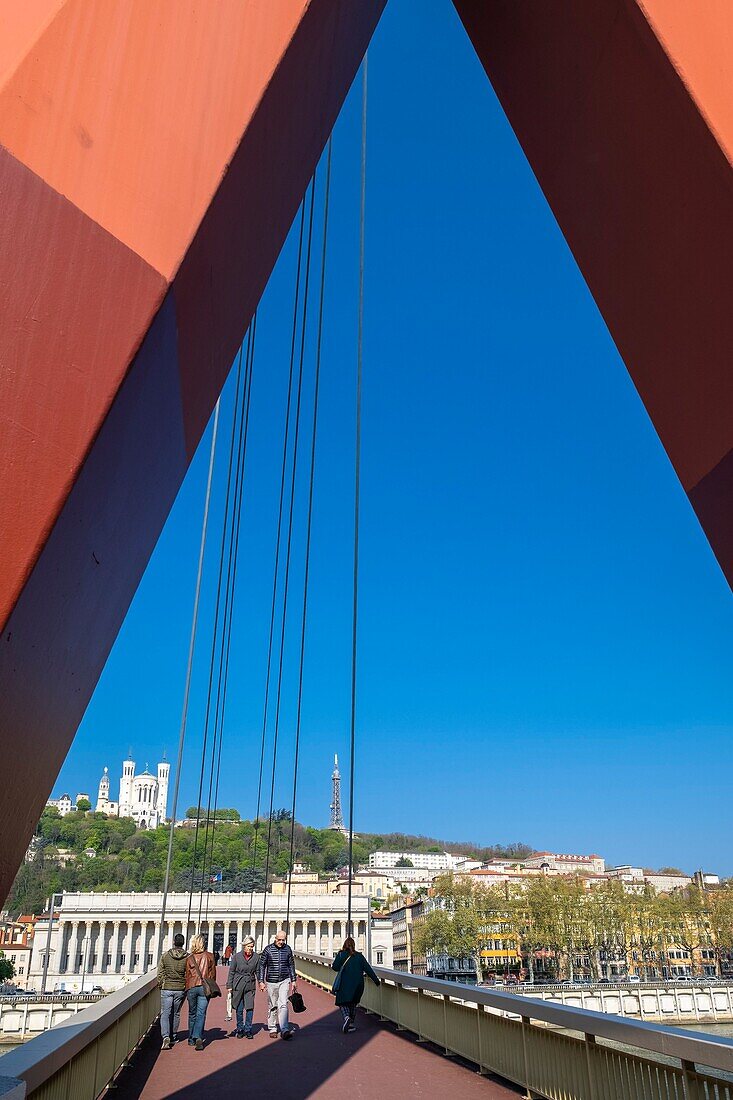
left=111, top=973, right=517, bottom=1100
left=4, top=955, right=733, bottom=1100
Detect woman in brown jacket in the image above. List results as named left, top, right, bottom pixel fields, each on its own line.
left=185, top=934, right=217, bottom=1050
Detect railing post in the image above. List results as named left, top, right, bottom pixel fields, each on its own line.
left=415, top=988, right=428, bottom=1043
left=584, top=1034, right=597, bottom=1100
left=681, top=1059, right=702, bottom=1100
left=395, top=983, right=406, bottom=1030
left=475, top=1003, right=487, bottom=1075
left=521, top=1015, right=534, bottom=1100
left=442, top=994, right=455, bottom=1057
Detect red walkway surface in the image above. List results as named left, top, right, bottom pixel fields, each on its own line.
left=113, top=969, right=521, bottom=1099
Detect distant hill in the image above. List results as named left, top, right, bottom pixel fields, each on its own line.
left=6, top=805, right=532, bottom=916
left=353, top=831, right=533, bottom=863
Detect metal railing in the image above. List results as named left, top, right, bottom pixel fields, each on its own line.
left=0, top=972, right=158, bottom=1100
left=0, top=995, right=106, bottom=1005
left=295, top=952, right=733, bottom=1099
left=504, top=979, right=732, bottom=993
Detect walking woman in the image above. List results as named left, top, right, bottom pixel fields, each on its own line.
left=332, top=936, right=380, bottom=1033
left=227, top=936, right=259, bottom=1038
left=185, top=934, right=217, bottom=1050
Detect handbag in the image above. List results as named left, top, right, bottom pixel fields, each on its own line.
left=289, top=990, right=306, bottom=1013
left=192, top=953, right=222, bottom=999
left=332, top=952, right=356, bottom=995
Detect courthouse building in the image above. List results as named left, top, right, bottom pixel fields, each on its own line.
left=28, top=891, right=371, bottom=992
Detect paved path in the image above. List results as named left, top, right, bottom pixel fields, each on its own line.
left=114, top=969, right=521, bottom=1099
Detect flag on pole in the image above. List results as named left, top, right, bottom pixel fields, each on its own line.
left=210, top=871, right=222, bottom=885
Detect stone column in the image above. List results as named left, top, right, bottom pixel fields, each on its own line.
left=142, top=920, right=151, bottom=969
left=99, top=922, right=110, bottom=972
left=328, top=921, right=334, bottom=957
left=70, top=921, right=81, bottom=973
left=236, top=921, right=244, bottom=952
left=126, top=921, right=137, bottom=973
left=151, top=921, right=162, bottom=965
left=105, top=924, right=116, bottom=976
left=56, top=921, right=67, bottom=973
left=109, top=921, right=121, bottom=973
left=88, top=922, right=98, bottom=973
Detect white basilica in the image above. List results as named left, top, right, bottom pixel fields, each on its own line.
left=96, top=754, right=169, bottom=829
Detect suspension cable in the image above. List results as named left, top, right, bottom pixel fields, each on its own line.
left=159, top=398, right=221, bottom=948
left=247, top=197, right=308, bottom=932
left=347, top=53, right=368, bottom=937
left=197, top=325, right=255, bottom=926
left=186, top=334, right=248, bottom=929
left=202, top=313, right=257, bottom=925
left=286, top=138, right=332, bottom=929
left=261, top=174, right=317, bottom=933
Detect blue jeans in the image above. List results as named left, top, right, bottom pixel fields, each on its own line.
left=160, top=989, right=185, bottom=1040
left=187, top=986, right=208, bottom=1041
left=236, top=1003, right=253, bottom=1033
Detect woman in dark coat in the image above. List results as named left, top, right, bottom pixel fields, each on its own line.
left=226, top=936, right=260, bottom=1038
left=332, top=936, right=380, bottom=1033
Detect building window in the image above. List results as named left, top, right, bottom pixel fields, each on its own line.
left=106, top=954, right=112, bottom=966
left=18, top=965, right=25, bottom=975
left=147, top=953, right=153, bottom=966
left=134, top=953, right=140, bottom=965
left=120, top=954, right=126, bottom=966
left=376, top=952, right=383, bottom=965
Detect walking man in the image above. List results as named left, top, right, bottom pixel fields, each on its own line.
left=257, top=928, right=296, bottom=1040
left=157, top=933, right=188, bottom=1049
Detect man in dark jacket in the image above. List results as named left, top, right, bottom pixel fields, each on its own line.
left=157, top=934, right=188, bottom=1048
left=257, top=929, right=296, bottom=1039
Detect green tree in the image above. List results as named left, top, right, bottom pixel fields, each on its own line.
left=76, top=798, right=91, bottom=813
left=0, top=952, right=15, bottom=982
left=395, top=857, right=414, bottom=868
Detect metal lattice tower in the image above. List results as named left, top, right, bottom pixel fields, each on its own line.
left=329, top=754, right=344, bottom=831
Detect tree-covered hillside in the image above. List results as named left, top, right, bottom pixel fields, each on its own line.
left=6, top=806, right=532, bottom=917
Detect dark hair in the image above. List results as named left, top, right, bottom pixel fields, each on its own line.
left=173, top=934, right=185, bottom=948
left=342, top=936, right=356, bottom=956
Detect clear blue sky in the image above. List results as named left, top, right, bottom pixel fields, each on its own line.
left=55, top=0, right=733, bottom=875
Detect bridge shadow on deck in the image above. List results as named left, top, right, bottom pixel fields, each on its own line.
left=112, top=970, right=520, bottom=1099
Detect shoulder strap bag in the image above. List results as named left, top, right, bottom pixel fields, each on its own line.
left=332, top=952, right=356, bottom=995
left=192, top=953, right=221, bottom=999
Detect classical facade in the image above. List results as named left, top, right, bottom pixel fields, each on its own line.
left=28, top=891, right=371, bottom=993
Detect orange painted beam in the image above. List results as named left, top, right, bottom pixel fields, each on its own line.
left=454, top=0, right=733, bottom=583
left=0, top=0, right=385, bottom=906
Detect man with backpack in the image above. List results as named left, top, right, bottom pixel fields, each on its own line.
left=157, top=933, right=188, bottom=1048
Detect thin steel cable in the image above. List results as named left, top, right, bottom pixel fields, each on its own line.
left=286, top=139, right=332, bottom=929
left=159, top=398, right=220, bottom=950
left=261, top=175, right=317, bottom=933
left=186, top=336, right=247, bottom=928
left=203, top=314, right=257, bottom=925
left=197, top=328, right=254, bottom=926
left=247, top=199, right=308, bottom=932
left=347, top=54, right=368, bottom=936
